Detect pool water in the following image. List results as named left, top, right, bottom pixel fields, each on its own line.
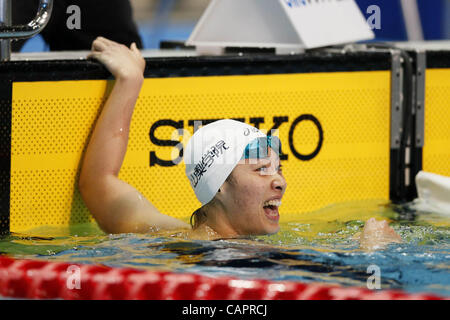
left=1, top=199, right=449, bottom=297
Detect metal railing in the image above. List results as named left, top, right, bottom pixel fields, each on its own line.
left=0, top=0, right=53, bottom=61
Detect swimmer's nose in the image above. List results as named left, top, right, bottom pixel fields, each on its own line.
left=272, top=173, right=287, bottom=194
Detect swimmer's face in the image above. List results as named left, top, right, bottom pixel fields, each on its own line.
left=220, top=147, right=287, bottom=235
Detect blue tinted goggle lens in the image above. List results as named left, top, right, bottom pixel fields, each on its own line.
left=242, top=136, right=281, bottom=159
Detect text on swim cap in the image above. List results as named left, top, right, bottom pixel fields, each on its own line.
left=189, top=140, right=229, bottom=188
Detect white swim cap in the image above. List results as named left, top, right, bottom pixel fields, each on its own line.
left=184, top=119, right=267, bottom=205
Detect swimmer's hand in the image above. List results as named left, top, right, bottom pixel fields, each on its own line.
left=358, top=218, right=402, bottom=251
left=88, top=37, right=145, bottom=81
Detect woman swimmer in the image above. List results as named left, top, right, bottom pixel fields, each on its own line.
left=79, top=37, right=402, bottom=250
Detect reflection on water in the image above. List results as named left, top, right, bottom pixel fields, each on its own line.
left=0, top=200, right=449, bottom=296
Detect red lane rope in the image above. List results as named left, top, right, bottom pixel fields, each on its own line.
left=0, top=256, right=446, bottom=300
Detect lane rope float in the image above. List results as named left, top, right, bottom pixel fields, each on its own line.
left=0, top=256, right=446, bottom=300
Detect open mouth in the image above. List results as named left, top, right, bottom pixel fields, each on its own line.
left=263, top=199, right=281, bottom=222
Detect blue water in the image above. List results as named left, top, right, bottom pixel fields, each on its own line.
left=1, top=200, right=449, bottom=297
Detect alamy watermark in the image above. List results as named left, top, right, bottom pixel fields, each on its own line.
left=366, top=264, right=381, bottom=290
left=65, top=3, right=380, bottom=32
left=66, top=265, right=81, bottom=290
left=366, top=5, right=381, bottom=30
left=66, top=5, right=81, bottom=30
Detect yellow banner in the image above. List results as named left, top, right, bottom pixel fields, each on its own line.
left=11, top=71, right=391, bottom=232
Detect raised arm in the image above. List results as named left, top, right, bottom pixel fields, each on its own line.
left=79, top=37, right=189, bottom=234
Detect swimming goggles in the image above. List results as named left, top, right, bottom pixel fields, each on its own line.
left=241, top=135, right=281, bottom=160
